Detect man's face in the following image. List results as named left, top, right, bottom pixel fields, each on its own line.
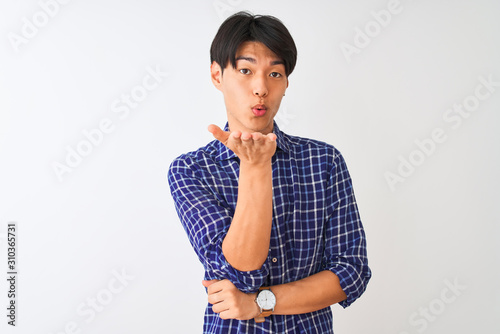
left=211, top=41, right=288, bottom=134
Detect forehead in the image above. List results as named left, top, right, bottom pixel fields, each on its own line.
left=235, top=41, right=281, bottom=62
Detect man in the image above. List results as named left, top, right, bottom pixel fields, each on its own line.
left=168, top=11, right=371, bottom=333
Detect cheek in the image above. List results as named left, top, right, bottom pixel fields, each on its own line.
left=271, top=90, right=285, bottom=108
left=271, top=106, right=280, bottom=119
left=224, top=83, right=247, bottom=105
left=271, top=82, right=287, bottom=97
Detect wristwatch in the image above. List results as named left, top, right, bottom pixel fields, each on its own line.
left=254, top=287, right=276, bottom=323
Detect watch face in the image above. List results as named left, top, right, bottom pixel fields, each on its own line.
left=257, top=290, right=276, bottom=309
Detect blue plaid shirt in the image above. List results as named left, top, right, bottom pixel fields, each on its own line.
left=168, top=122, right=371, bottom=333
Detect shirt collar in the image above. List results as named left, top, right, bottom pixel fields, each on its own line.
left=215, top=121, right=290, bottom=161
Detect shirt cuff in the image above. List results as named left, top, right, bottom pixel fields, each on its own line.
left=328, top=264, right=369, bottom=308
left=206, top=242, right=269, bottom=293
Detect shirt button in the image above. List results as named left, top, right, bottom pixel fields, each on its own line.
left=272, top=257, right=278, bottom=263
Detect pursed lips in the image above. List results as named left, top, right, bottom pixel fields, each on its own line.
left=252, top=104, right=267, bottom=117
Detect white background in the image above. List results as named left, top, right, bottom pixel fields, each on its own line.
left=1, top=0, right=499, bottom=333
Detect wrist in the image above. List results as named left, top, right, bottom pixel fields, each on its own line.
left=240, top=159, right=272, bottom=170
left=248, top=292, right=261, bottom=318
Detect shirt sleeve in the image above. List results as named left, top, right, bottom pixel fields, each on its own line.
left=321, top=152, right=371, bottom=308
left=168, top=155, right=269, bottom=293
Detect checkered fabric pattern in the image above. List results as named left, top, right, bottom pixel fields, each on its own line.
left=168, top=122, right=371, bottom=333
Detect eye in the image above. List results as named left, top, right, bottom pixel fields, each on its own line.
left=239, top=68, right=251, bottom=75
left=270, top=72, right=282, bottom=78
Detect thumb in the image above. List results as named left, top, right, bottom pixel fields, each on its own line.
left=208, top=124, right=228, bottom=143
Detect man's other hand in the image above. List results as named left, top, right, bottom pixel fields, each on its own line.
left=202, top=279, right=260, bottom=320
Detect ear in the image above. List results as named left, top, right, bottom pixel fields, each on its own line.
left=282, top=77, right=289, bottom=96
left=210, top=61, right=223, bottom=91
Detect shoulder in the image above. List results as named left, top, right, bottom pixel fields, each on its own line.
left=282, top=132, right=343, bottom=163
left=168, top=140, right=219, bottom=177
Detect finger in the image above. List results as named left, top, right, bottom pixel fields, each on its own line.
left=207, top=291, right=218, bottom=304
left=206, top=280, right=226, bottom=294
left=230, top=130, right=242, bottom=139
left=211, top=302, right=229, bottom=315
left=251, top=132, right=266, bottom=141
left=265, top=133, right=277, bottom=141
left=206, top=278, right=234, bottom=295
left=208, top=124, right=229, bottom=143
left=218, top=309, right=232, bottom=320
left=240, top=132, right=252, bottom=141
left=202, top=279, right=219, bottom=288
left=228, top=131, right=243, bottom=148
left=207, top=290, right=224, bottom=305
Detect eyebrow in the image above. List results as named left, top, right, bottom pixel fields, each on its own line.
left=235, top=56, right=284, bottom=66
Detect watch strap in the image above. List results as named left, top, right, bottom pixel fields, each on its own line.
left=255, top=310, right=273, bottom=323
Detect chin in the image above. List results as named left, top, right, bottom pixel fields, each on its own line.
left=249, top=120, right=273, bottom=133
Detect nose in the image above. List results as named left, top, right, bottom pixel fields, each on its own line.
left=253, top=74, right=268, bottom=97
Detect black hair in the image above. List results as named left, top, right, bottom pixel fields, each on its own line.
left=210, top=11, right=297, bottom=77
